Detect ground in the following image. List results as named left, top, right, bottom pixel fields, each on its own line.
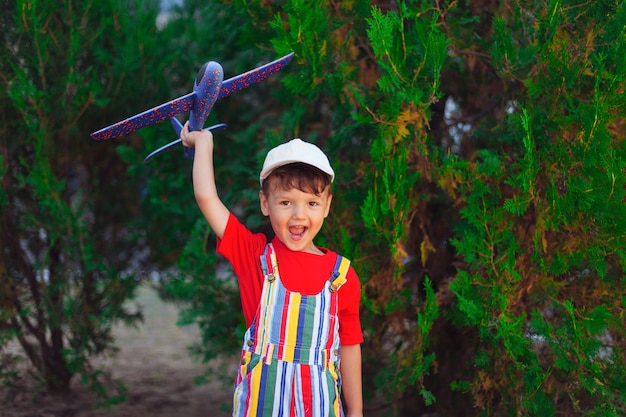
left=1, top=286, right=235, bottom=417
left=1, top=287, right=394, bottom=417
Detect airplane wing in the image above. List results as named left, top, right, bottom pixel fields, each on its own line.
left=218, top=52, right=294, bottom=99
left=90, top=52, right=294, bottom=141
left=90, top=92, right=195, bottom=141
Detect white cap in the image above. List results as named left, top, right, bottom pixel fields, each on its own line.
left=260, top=138, right=335, bottom=185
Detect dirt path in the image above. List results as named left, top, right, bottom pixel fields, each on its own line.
left=1, top=286, right=234, bottom=417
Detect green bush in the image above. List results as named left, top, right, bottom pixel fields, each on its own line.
left=5, top=0, right=624, bottom=416
left=165, top=1, right=626, bottom=416
left=0, top=0, right=172, bottom=401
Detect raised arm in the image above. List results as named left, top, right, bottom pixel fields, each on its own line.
left=180, top=121, right=230, bottom=239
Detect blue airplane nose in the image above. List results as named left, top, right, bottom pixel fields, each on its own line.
left=195, top=62, right=208, bottom=86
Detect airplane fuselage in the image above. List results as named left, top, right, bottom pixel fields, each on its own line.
left=188, top=61, right=223, bottom=132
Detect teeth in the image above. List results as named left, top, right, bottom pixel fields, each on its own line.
left=290, top=226, right=305, bottom=234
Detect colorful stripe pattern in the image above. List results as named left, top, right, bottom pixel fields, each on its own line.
left=233, top=244, right=350, bottom=417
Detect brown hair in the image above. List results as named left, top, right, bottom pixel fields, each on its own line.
left=261, top=163, right=332, bottom=197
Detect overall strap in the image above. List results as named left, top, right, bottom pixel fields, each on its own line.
left=329, top=254, right=351, bottom=292
left=260, top=243, right=278, bottom=282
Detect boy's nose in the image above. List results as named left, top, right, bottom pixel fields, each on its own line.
left=291, top=204, right=306, bottom=219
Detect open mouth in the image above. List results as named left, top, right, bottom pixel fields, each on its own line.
left=289, top=225, right=307, bottom=240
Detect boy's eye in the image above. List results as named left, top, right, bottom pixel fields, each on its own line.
left=309, top=201, right=319, bottom=207
left=280, top=201, right=291, bottom=206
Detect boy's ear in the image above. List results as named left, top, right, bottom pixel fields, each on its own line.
left=259, top=190, right=270, bottom=216
left=324, top=193, right=333, bottom=218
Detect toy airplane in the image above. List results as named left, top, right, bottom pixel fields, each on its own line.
left=91, top=52, right=294, bottom=161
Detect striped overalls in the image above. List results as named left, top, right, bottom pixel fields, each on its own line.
left=233, top=243, right=351, bottom=417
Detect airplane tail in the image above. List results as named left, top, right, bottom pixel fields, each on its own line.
left=170, top=118, right=194, bottom=159
left=142, top=119, right=227, bottom=162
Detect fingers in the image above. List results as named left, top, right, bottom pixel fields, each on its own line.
left=181, top=121, right=214, bottom=149
left=181, top=121, right=193, bottom=148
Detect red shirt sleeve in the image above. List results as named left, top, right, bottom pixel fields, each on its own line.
left=338, top=266, right=363, bottom=345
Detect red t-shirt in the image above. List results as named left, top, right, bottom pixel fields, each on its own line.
left=217, top=213, right=363, bottom=345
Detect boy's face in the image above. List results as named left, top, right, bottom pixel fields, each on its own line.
left=259, top=183, right=332, bottom=255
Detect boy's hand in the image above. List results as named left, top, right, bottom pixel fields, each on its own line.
left=181, top=121, right=214, bottom=150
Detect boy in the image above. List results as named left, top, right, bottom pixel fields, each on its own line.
left=181, top=121, right=363, bottom=417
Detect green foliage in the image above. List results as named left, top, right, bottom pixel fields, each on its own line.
left=355, top=3, right=447, bottom=408
left=441, top=1, right=626, bottom=415
left=244, top=0, right=626, bottom=415
left=0, top=0, right=170, bottom=400
left=5, top=0, right=623, bottom=415
left=89, top=0, right=626, bottom=415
